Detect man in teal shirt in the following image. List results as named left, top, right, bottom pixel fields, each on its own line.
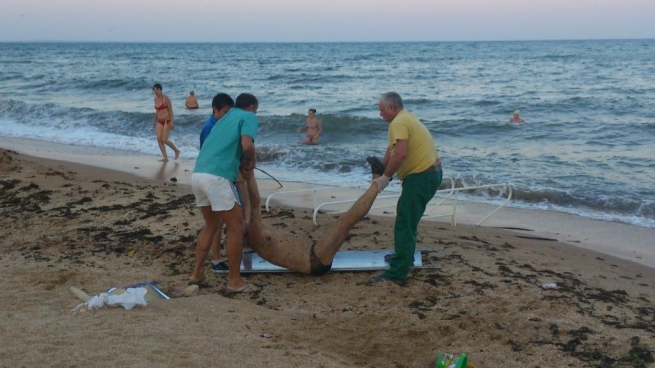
left=190, top=93, right=259, bottom=293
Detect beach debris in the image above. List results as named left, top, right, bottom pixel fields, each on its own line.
left=261, top=333, right=272, bottom=338
left=435, top=353, right=468, bottom=368
left=70, top=281, right=171, bottom=312
left=69, top=286, right=92, bottom=302
left=170, top=177, right=177, bottom=182
left=73, top=287, right=148, bottom=312
left=541, top=282, right=558, bottom=289
left=183, top=284, right=199, bottom=297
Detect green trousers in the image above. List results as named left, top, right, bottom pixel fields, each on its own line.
left=384, top=169, right=442, bottom=281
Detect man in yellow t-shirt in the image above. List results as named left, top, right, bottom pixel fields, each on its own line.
left=369, top=92, right=443, bottom=285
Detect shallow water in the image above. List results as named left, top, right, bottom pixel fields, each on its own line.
left=1, top=40, right=654, bottom=228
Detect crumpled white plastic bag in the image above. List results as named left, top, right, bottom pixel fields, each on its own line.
left=74, top=287, right=148, bottom=312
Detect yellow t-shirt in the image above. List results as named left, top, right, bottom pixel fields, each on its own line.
left=387, top=109, right=439, bottom=180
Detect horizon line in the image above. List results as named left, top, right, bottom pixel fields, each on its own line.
left=1, top=37, right=654, bottom=44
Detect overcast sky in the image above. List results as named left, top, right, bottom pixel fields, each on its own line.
left=1, top=0, right=654, bottom=42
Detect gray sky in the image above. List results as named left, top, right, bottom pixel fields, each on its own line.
left=1, top=0, right=654, bottom=42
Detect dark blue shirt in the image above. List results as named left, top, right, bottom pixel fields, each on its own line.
left=199, top=114, right=218, bottom=149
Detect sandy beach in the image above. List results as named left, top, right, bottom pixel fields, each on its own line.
left=1, top=141, right=654, bottom=367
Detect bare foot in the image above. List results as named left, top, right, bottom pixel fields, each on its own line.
left=159, top=158, right=169, bottom=162
left=174, top=150, right=181, bottom=160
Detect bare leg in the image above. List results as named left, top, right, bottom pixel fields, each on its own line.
left=190, top=207, right=221, bottom=282
left=312, top=184, right=378, bottom=264
left=245, top=174, right=312, bottom=271
left=237, top=175, right=251, bottom=223
left=156, top=124, right=168, bottom=162
left=210, top=219, right=224, bottom=263
left=161, top=123, right=180, bottom=160
left=245, top=175, right=380, bottom=274
left=236, top=173, right=251, bottom=253
left=218, top=204, right=247, bottom=290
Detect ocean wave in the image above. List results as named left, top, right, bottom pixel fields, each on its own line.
left=434, top=171, right=654, bottom=220
left=255, top=145, right=293, bottom=162
left=532, top=53, right=579, bottom=61
left=473, top=99, right=502, bottom=106
left=0, top=99, right=155, bottom=135
left=2, top=40, right=655, bottom=230
left=258, top=113, right=380, bottom=137
left=74, top=78, right=147, bottom=91
left=403, top=98, right=433, bottom=105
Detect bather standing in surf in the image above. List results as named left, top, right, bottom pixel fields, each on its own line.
left=297, top=108, right=323, bottom=145
left=152, top=83, right=181, bottom=162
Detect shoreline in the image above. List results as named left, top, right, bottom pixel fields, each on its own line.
left=2, top=135, right=654, bottom=270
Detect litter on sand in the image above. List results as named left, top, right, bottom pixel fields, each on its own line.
left=70, top=281, right=170, bottom=312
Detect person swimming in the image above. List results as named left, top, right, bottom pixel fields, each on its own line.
left=510, top=109, right=525, bottom=123
left=185, top=91, right=199, bottom=109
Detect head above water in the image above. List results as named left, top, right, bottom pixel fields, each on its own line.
left=514, top=109, right=520, bottom=115
left=190, top=91, right=195, bottom=96
left=378, top=92, right=404, bottom=123
left=308, top=108, right=317, bottom=114
left=152, top=83, right=162, bottom=92
left=235, top=93, right=259, bottom=113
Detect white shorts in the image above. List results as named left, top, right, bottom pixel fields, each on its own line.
left=191, top=173, right=242, bottom=211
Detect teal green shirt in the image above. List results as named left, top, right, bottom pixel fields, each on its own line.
left=193, top=108, right=259, bottom=181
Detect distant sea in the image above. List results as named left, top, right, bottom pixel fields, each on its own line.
left=1, top=40, right=654, bottom=228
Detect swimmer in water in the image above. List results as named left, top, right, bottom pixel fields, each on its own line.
left=510, top=109, right=525, bottom=123
left=297, top=108, right=323, bottom=145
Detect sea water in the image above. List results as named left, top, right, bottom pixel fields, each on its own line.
left=0, top=40, right=653, bottom=228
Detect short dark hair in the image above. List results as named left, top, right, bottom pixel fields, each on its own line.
left=153, top=83, right=163, bottom=91
left=190, top=91, right=194, bottom=95
left=235, top=93, right=258, bottom=110
left=212, top=93, right=235, bottom=111
left=309, top=108, right=317, bottom=113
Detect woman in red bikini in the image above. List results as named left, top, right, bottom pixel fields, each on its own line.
left=152, top=83, right=180, bottom=162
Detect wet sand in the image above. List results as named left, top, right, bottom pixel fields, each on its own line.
left=1, top=141, right=654, bottom=367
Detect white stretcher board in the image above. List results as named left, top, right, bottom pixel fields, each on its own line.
left=216, top=249, right=440, bottom=274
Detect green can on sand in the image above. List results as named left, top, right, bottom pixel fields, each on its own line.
left=435, top=353, right=467, bottom=368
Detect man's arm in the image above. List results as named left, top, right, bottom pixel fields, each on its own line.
left=240, top=135, right=256, bottom=179
left=381, top=146, right=391, bottom=167
left=382, top=139, right=407, bottom=178
left=372, top=140, right=407, bottom=193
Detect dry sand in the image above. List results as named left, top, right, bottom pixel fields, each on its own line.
left=1, top=146, right=654, bottom=367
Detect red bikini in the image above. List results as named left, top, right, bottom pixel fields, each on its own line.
left=155, top=98, right=170, bottom=125
left=155, top=101, right=168, bottom=111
